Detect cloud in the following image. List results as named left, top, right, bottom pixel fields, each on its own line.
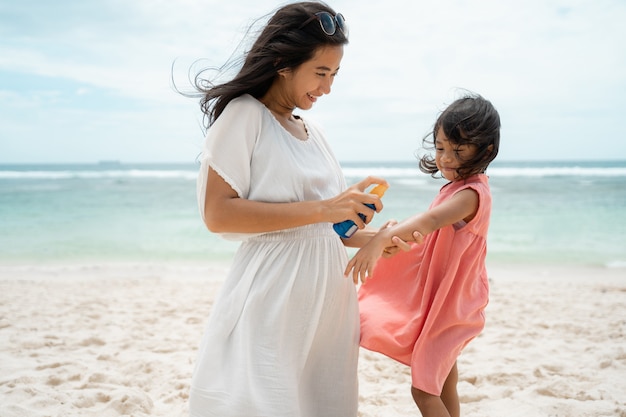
left=1, top=0, right=625, bottom=163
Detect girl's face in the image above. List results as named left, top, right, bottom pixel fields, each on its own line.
left=278, top=45, right=343, bottom=110
left=435, top=126, right=478, bottom=181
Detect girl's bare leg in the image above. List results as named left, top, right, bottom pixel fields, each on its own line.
left=440, top=362, right=460, bottom=417
left=411, top=362, right=460, bottom=417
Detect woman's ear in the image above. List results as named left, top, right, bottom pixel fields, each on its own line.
left=274, top=58, right=291, bottom=77
left=277, top=67, right=291, bottom=77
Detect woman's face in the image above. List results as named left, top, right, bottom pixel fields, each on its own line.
left=435, top=127, right=478, bottom=181
left=280, top=45, right=343, bottom=110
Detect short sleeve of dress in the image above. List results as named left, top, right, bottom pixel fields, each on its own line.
left=450, top=175, right=491, bottom=235
left=196, top=95, right=262, bottom=223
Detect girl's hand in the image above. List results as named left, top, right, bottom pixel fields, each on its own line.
left=344, top=223, right=393, bottom=284
left=344, top=237, right=386, bottom=285
left=345, top=230, right=424, bottom=284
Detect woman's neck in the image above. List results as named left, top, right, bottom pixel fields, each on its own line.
left=259, top=88, right=294, bottom=121
left=258, top=89, right=308, bottom=141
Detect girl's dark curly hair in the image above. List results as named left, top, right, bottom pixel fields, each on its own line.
left=419, top=92, right=501, bottom=179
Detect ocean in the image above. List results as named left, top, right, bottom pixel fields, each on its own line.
left=1, top=160, right=625, bottom=268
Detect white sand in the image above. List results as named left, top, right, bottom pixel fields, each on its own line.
left=0, top=262, right=624, bottom=417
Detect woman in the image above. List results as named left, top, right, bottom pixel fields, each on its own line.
left=188, top=2, right=387, bottom=416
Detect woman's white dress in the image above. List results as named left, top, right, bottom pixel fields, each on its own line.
left=190, top=94, right=359, bottom=417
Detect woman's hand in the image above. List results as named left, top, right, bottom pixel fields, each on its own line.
left=382, top=231, right=424, bottom=258
left=376, top=220, right=423, bottom=258
left=345, top=224, right=425, bottom=285
left=345, top=228, right=424, bottom=284
left=203, top=169, right=389, bottom=234
left=322, top=176, right=388, bottom=229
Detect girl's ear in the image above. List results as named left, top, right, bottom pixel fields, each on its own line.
left=482, top=144, right=494, bottom=161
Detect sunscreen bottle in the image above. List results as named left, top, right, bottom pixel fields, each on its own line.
left=333, top=184, right=388, bottom=238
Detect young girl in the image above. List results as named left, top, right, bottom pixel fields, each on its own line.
left=345, top=93, right=501, bottom=417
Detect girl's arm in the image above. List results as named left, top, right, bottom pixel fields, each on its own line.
left=343, top=221, right=421, bottom=255
left=203, top=167, right=388, bottom=233
left=345, top=188, right=479, bottom=284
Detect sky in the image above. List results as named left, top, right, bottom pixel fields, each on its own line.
left=1, top=0, right=625, bottom=164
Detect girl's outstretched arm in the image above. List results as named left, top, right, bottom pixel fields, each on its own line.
left=345, top=188, right=479, bottom=284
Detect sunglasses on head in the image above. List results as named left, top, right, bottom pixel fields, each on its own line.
left=299, top=12, right=348, bottom=37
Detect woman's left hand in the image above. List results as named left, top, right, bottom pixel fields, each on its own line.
left=382, top=231, right=423, bottom=258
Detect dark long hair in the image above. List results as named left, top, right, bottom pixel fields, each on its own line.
left=191, top=2, right=348, bottom=129
left=419, top=93, right=501, bottom=179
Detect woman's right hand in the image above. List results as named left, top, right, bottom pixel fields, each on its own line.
left=203, top=169, right=389, bottom=234
left=322, top=176, right=388, bottom=229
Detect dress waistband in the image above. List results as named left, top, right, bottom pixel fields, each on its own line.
left=248, top=223, right=337, bottom=242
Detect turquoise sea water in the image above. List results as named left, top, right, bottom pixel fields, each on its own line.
left=0, top=160, right=625, bottom=268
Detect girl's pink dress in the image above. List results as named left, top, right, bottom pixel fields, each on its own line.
left=358, top=174, right=491, bottom=396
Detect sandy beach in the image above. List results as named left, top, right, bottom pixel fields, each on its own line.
left=1, top=262, right=624, bottom=417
